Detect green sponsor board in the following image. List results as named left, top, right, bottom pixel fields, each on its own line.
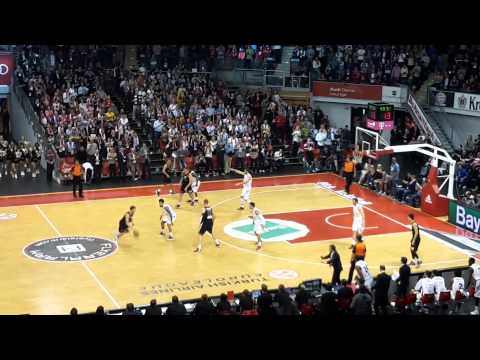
left=449, top=200, right=480, bottom=234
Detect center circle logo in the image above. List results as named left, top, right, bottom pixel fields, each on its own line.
left=23, top=236, right=117, bottom=262
left=0, top=213, right=17, bottom=220
left=223, top=218, right=309, bottom=242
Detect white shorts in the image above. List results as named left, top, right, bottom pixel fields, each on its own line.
left=352, top=219, right=364, bottom=233
left=161, top=216, right=176, bottom=225
left=192, top=181, right=201, bottom=193
left=241, top=187, right=251, bottom=201
left=254, top=222, right=265, bottom=235
left=364, top=278, right=373, bottom=290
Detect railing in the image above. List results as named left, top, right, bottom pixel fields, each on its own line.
left=215, top=68, right=311, bottom=89
left=406, top=93, right=442, bottom=147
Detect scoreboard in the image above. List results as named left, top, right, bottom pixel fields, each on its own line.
left=366, top=103, right=394, bottom=131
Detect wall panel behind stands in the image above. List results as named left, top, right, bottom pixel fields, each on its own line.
left=311, top=101, right=352, bottom=129
left=8, top=92, right=37, bottom=144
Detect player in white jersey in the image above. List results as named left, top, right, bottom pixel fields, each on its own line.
left=351, top=197, right=365, bottom=245
left=450, top=269, right=466, bottom=312
left=158, top=198, right=176, bottom=240
left=432, top=270, right=447, bottom=301
left=355, top=258, right=373, bottom=290
left=230, top=168, right=252, bottom=210
left=190, top=171, right=201, bottom=203
left=249, top=201, right=265, bottom=251
left=467, top=257, right=480, bottom=314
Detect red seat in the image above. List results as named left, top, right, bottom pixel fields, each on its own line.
left=102, top=161, right=110, bottom=177
left=438, top=291, right=451, bottom=303
left=337, top=298, right=352, bottom=311
left=455, top=290, right=466, bottom=301
left=241, top=310, right=258, bottom=316
left=299, top=304, right=314, bottom=315
left=397, top=293, right=417, bottom=307
left=468, top=287, right=475, bottom=298
left=421, top=294, right=435, bottom=305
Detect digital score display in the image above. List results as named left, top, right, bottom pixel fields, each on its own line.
left=366, top=103, right=394, bottom=131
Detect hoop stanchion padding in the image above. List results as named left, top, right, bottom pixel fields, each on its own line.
left=363, top=149, right=394, bottom=160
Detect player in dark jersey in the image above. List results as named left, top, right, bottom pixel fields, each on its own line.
left=162, top=157, right=175, bottom=194
left=176, top=168, right=195, bottom=208
left=408, top=213, right=422, bottom=267
left=194, top=199, right=220, bottom=253
left=114, top=206, right=136, bottom=243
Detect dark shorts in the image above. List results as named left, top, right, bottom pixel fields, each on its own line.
left=411, top=241, right=420, bottom=252
left=199, top=221, right=213, bottom=235
left=119, top=222, right=129, bottom=233
left=163, top=174, right=172, bottom=184
left=181, top=183, right=191, bottom=194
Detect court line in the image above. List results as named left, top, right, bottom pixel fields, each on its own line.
left=213, top=188, right=467, bottom=270
left=4, top=183, right=317, bottom=210
left=325, top=212, right=379, bottom=230
left=34, top=205, right=121, bottom=309
left=216, top=237, right=467, bottom=270
left=0, top=172, right=320, bottom=199
left=318, top=182, right=475, bottom=260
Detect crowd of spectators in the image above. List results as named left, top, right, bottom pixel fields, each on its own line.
left=15, top=45, right=153, bottom=182
left=454, top=134, right=480, bottom=208
left=70, top=257, right=480, bottom=316
left=135, top=45, right=282, bottom=73
left=119, top=62, right=318, bottom=178
left=291, top=45, right=435, bottom=91
left=431, top=45, right=480, bottom=93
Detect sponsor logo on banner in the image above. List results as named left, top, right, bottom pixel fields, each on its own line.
left=269, top=269, right=299, bottom=280
left=224, top=219, right=309, bottom=242
left=0, top=213, right=17, bottom=220
left=139, top=273, right=269, bottom=296
left=23, top=236, right=117, bottom=262
left=366, top=119, right=394, bottom=131
left=449, top=202, right=480, bottom=234
left=312, top=81, right=382, bottom=101
left=0, top=54, right=15, bottom=86
left=316, top=182, right=372, bottom=205
left=454, top=92, right=480, bottom=113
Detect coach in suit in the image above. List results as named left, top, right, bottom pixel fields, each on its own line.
left=145, top=299, right=163, bottom=315
left=165, top=296, right=187, bottom=315
left=372, top=265, right=391, bottom=315
left=396, top=257, right=411, bottom=298
left=321, top=244, right=343, bottom=286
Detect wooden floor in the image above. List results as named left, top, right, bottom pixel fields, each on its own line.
left=0, top=173, right=471, bottom=314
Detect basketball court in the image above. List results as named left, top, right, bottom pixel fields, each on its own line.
left=0, top=172, right=474, bottom=315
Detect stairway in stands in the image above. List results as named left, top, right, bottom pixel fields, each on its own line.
left=413, top=73, right=456, bottom=154
left=423, top=108, right=456, bottom=154
left=275, top=46, right=295, bottom=74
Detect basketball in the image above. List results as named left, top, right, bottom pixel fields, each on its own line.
left=133, top=229, right=140, bottom=238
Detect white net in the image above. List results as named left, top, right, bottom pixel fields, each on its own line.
left=355, top=127, right=389, bottom=154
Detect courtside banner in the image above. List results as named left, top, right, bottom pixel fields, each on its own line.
left=449, top=200, right=480, bottom=235
left=312, top=81, right=382, bottom=101
left=453, top=91, right=480, bottom=115
left=0, top=53, right=15, bottom=86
